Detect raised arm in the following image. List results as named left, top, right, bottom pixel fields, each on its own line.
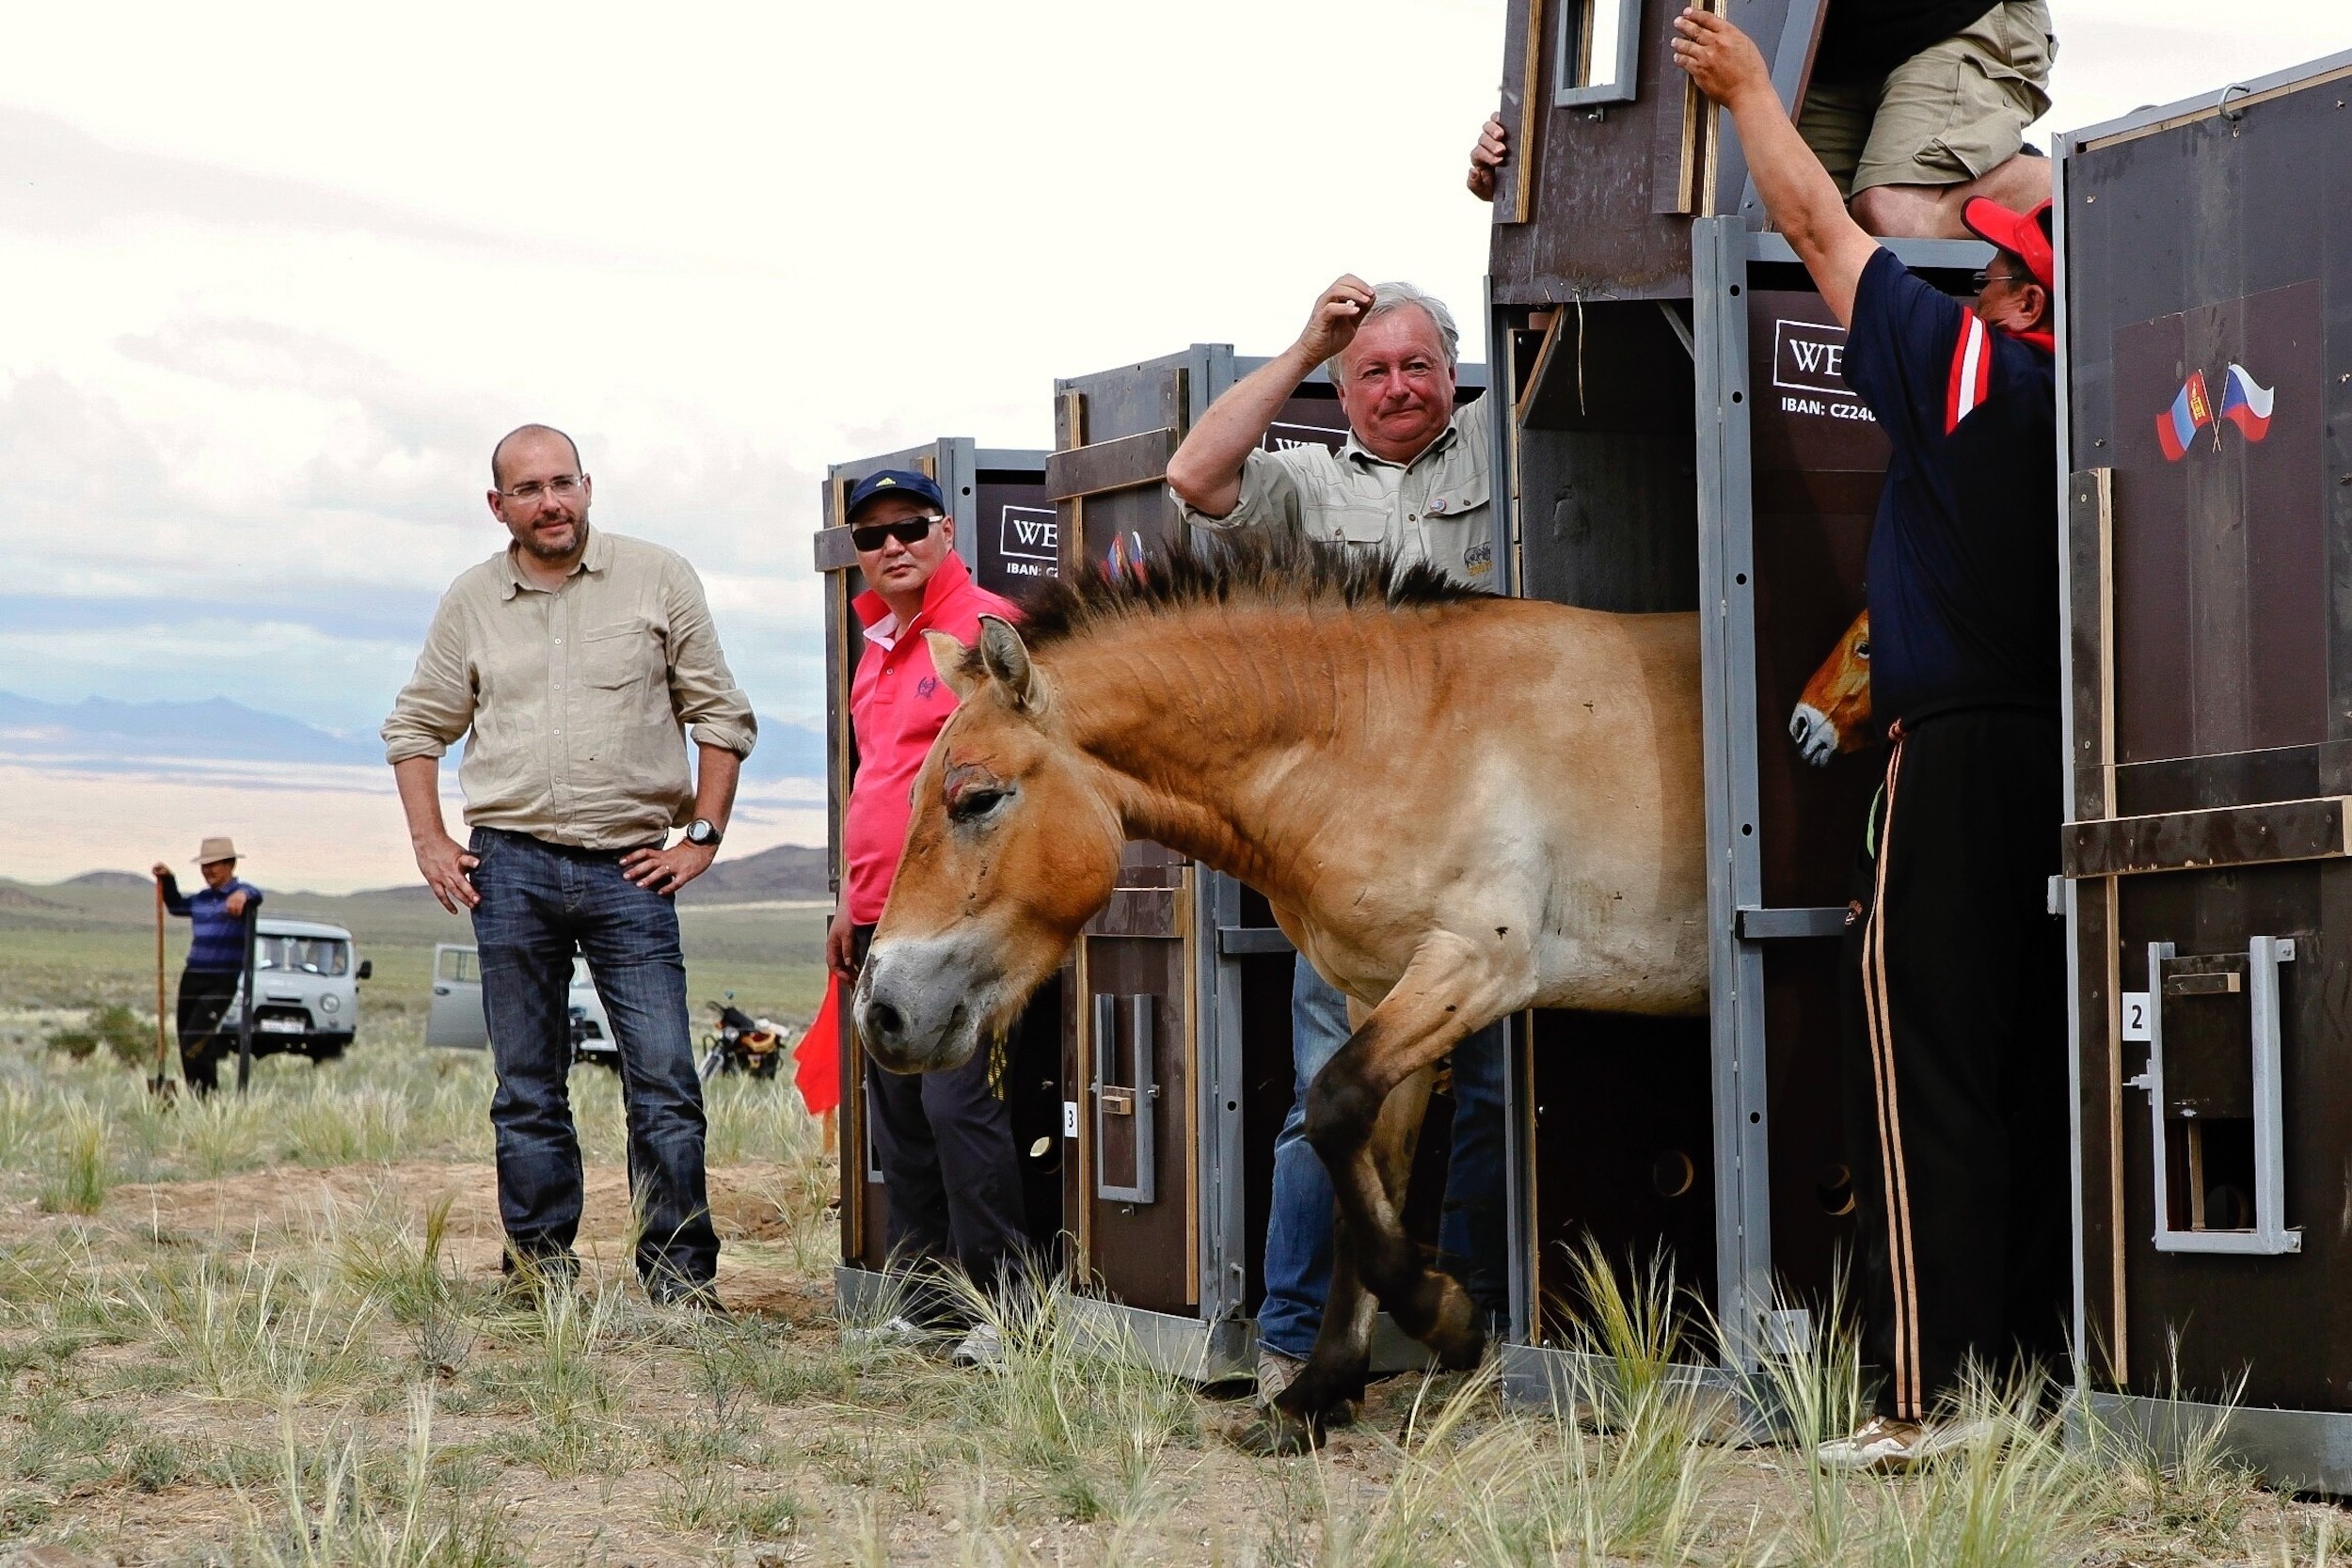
left=152, top=866, right=191, bottom=916
left=1673, top=8, right=1880, bottom=325
left=1165, top=276, right=1374, bottom=518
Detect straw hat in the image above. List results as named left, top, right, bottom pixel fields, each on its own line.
left=193, top=835, right=240, bottom=865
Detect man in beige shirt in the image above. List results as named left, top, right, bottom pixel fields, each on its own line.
left=383, top=423, right=756, bottom=1307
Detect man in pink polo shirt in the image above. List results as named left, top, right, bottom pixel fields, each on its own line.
left=825, top=468, right=1026, bottom=1366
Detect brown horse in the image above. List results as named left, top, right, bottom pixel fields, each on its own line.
left=852, top=538, right=1707, bottom=1451
left=1789, top=609, right=1873, bottom=767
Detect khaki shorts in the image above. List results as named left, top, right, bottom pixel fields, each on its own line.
left=1798, top=0, right=2055, bottom=197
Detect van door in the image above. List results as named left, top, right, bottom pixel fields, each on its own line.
left=425, top=943, right=491, bottom=1051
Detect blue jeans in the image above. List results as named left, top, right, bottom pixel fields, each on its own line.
left=1258, top=961, right=1509, bottom=1359
left=469, top=828, right=717, bottom=1291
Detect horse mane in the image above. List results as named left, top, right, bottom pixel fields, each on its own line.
left=989, top=531, right=1493, bottom=657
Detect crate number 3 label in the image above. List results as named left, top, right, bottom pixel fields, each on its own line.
left=1063, top=1101, right=1079, bottom=1137
left=2122, top=992, right=2152, bottom=1042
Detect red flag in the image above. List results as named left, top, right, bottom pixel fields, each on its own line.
left=794, top=976, right=843, bottom=1117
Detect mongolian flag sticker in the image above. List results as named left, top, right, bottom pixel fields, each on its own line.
left=2155, top=363, right=2272, bottom=461
left=2154, top=369, right=2213, bottom=461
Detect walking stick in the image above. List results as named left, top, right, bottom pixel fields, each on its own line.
left=235, top=903, right=257, bottom=1094
left=149, top=879, right=176, bottom=1101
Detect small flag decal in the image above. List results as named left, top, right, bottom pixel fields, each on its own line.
left=2155, top=370, right=2214, bottom=462
left=2216, top=362, right=2274, bottom=443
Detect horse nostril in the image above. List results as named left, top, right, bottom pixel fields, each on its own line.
left=867, top=999, right=906, bottom=1043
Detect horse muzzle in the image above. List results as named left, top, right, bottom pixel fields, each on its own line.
left=851, top=935, right=989, bottom=1074
left=1789, top=703, right=1838, bottom=768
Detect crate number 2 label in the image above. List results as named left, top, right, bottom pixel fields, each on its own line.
left=2122, top=992, right=2152, bottom=1042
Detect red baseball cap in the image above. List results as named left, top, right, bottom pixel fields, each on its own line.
left=1960, top=197, right=2054, bottom=291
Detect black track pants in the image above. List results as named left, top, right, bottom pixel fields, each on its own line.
left=1841, top=706, right=2071, bottom=1420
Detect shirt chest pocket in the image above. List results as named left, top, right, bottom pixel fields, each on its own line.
left=579, top=619, right=662, bottom=690
left=1422, top=470, right=1489, bottom=525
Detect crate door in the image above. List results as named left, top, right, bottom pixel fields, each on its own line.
left=2060, top=71, right=2351, bottom=1406
left=1045, top=354, right=1216, bottom=1312
left=1738, top=282, right=1885, bottom=1323
left=1502, top=297, right=1718, bottom=1340
left=1064, top=855, right=1198, bottom=1312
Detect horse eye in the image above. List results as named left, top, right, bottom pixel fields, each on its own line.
left=948, top=786, right=1009, bottom=823
left=1853, top=641, right=1869, bottom=658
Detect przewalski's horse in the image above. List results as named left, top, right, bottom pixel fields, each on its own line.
left=852, top=538, right=1708, bottom=1452
left=1789, top=609, right=1873, bottom=767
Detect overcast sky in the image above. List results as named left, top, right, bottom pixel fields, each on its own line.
left=2, top=0, right=2345, bottom=751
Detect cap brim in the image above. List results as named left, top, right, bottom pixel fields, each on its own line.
left=1960, top=197, right=2055, bottom=289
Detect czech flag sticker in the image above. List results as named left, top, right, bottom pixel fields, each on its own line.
left=2217, top=362, right=2274, bottom=443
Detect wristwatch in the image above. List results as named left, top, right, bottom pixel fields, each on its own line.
left=684, top=818, right=723, bottom=848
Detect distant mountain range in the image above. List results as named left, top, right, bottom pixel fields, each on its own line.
left=0, top=690, right=824, bottom=780
left=59, top=841, right=831, bottom=907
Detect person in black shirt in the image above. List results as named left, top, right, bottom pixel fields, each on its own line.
left=1468, top=2, right=2056, bottom=240
left=1677, top=7, right=2067, bottom=1470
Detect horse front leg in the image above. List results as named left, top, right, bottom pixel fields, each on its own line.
left=1278, top=945, right=1501, bottom=1427
left=1240, top=1063, right=1435, bottom=1456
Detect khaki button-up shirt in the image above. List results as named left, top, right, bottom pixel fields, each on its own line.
left=381, top=527, right=757, bottom=850
left=1173, top=392, right=1497, bottom=588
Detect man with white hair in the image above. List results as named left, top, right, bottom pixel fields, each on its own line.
left=1166, top=277, right=1503, bottom=1428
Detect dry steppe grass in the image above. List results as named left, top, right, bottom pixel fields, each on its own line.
left=0, top=1015, right=2344, bottom=1566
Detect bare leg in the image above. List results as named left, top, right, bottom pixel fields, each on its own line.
left=1849, top=152, right=2052, bottom=238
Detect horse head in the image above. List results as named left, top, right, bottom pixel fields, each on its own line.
left=852, top=614, right=1124, bottom=1074
left=1788, top=610, right=1872, bottom=768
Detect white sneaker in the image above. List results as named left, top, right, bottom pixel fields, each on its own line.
left=844, top=1313, right=933, bottom=1351
left=1817, top=1415, right=1927, bottom=1472
left=948, top=1323, right=1004, bottom=1369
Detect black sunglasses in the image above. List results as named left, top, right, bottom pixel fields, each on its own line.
left=850, top=515, right=943, bottom=552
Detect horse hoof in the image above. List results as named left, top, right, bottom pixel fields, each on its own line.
left=1227, top=1404, right=1325, bottom=1457
left=1426, top=1289, right=1488, bottom=1370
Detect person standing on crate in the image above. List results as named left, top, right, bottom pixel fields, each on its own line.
left=1164, top=278, right=1509, bottom=1427
left=382, top=423, right=756, bottom=1311
left=823, top=469, right=1029, bottom=1370
left=1468, top=1, right=2056, bottom=240
left=1677, top=9, right=2066, bottom=1469
left=150, top=836, right=262, bottom=1097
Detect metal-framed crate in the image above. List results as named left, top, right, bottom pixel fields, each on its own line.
left=811, top=439, right=1068, bottom=1312
left=2052, top=49, right=2352, bottom=1492
left=1483, top=0, right=2002, bottom=1409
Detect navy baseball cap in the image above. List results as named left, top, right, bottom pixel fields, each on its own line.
left=845, top=468, right=946, bottom=524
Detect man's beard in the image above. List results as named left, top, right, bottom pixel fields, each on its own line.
left=519, top=516, right=581, bottom=561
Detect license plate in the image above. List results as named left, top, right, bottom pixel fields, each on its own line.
left=257, top=1016, right=307, bottom=1034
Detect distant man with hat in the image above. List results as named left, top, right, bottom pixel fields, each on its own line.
left=825, top=468, right=1029, bottom=1368
left=1679, top=9, right=2065, bottom=1468
left=1165, top=277, right=1510, bottom=1429
left=382, top=423, right=756, bottom=1308
left=151, top=836, right=262, bottom=1096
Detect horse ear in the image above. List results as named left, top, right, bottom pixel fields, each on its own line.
left=977, top=615, right=1039, bottom=710
left=923, top=631, right=981, bottom=701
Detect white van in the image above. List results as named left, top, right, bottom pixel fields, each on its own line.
left=425, top=944, right=618, bottom=1069
left=247, top=917, right=371, bottom=1060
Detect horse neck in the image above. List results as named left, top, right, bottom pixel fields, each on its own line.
left=1046, top=606, right=1397, bottom=899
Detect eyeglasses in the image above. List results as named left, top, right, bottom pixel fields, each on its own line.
left=850, top=515, right=944, bottom=552
left=498, top=474, right=585, bottom=504
left=1969, top=269, right=2032, bottom=293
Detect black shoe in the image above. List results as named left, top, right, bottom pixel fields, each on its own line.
left=647, top=1276, right=727, bottom=1314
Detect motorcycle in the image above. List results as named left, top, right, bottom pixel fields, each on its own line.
left=698, top=992, right=789, bottom=1080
